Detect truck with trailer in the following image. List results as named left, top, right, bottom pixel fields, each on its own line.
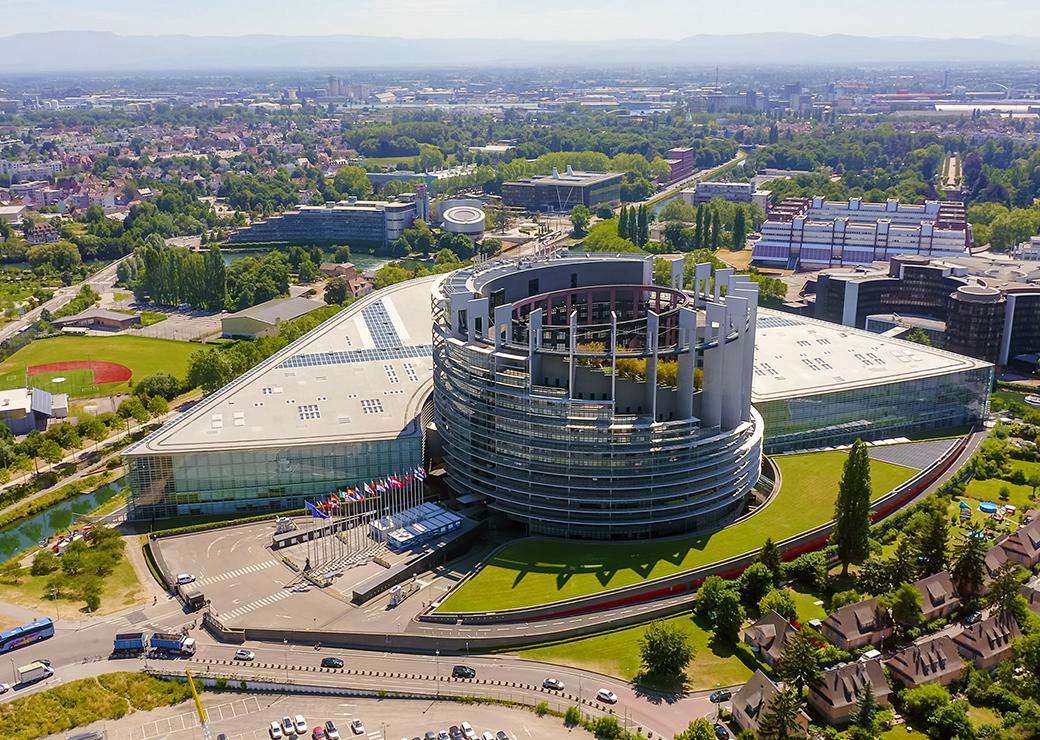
left=112, top=632, right=148, bottom=656
left=17, top=661, right=53, bottom=685
left=148, top=633, right=197, bottom=657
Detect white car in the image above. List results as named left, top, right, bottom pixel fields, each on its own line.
left=270, top=721, right=284, bottom=739
left=294, top=715, right=308, bottom=735
left=176, top=573, right=195, bottom=584
left=0, top=682, right=9, bottom=694
left=281, top=717, right=295, bottom=737
left=460, top=722, right=476, bottom=739
left=350, top=719, right=365, bottom=735
left=481, top=733, right=495, bottom=740
left=597, top=689, right=618, bottom=704
left=234, top=649, right=255, bottom=660
left=324, top=720, right=340, bottom=740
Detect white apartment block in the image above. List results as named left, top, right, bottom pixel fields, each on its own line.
left=751, top=196, right=971, bottom=269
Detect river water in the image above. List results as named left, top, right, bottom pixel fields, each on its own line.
left=0, top=478, right=126, bottom=562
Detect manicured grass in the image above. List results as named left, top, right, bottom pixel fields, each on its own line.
left=967, top=704, right=1001, bottom=729
left=0, top=673, right=192, bottom=740
left=0, top=335, right=196, bottom=397
left=514, top=612, right=754, bottom=691
left=0, top=547, right=144, bottom=616
left=786, top=587, right=828, bottom=622
left=962, top=477, right=1035, bottom=511
left=437, top=451, right=917, bottom=612
left=881, top=727, right=928, bottom=740
left=363, top=155, right=419, bottom=167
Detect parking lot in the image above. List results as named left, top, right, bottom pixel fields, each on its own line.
left=59, top=693, right=577, bottom=740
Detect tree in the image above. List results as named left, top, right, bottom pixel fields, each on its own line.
left=987, top=561, right=1025, bottom=618
left=133, top=373, right=181, bottom=400
left=332, top=165, right=373, bottom=199
left=297, top=257, right=319, bottom=283
left=890, top=581, right=923, bottom=632
left=757, top=687, right=804, bottom=740
left=695, top=204, right=707, bottom=248
left=694, top=575, right=733, bottom=619
left=832, top=439, right=873, bottom=576
left=757, top=537, right=783, bottom=583
left=324, top=276, right=350, bottom=305
left=434, top=248, right=461, bottom=265
left=31, top=550, right=58, bottom=576
left=901, top=684, right=952, bottom=724
left=674, top=718, right=715, bottom=740
left=638, top=620, right=695, bottom=677
left=739, top=562, right=776, bottom=607
left=332, top=245, right=352, bottom=263
left=911, top=498, right=949, bottom=576
left=775, top=628, right=821, bottom=693
left=904, top=328, right=933, bottom=347
left=39, top=439, right=63, bottom=466
left=848, top=682, right=879, bottom=730
left=710, top=209, right=721, bottom=248
left=951, top=529, right=988, bottom=600
left=187, top=349, right=238, bottom=394
left=0, top=560, right=22, bottom=585
left=374, top=264, right=412, bottom=289
left=570, top=204, right=591, bottom=237
left=928, top=702, right=976, bottom=740
left=146, top=395, right=169, bottom=417
left=637, top=205, right=650, bottom=247
left=759, top=589, right=798, bottom=621
left=731, top=208, right=747, bottom=250
left=711, top=590, right=745, bottom=645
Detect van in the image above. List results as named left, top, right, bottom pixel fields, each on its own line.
left=176, top=573, right=195, bottom=585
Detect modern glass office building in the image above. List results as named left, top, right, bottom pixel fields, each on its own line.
left=752, top=310, right=993, bottom=453
left=125, top=278, right=437, bottom=520
left=432, top=253, right=764, bottom=539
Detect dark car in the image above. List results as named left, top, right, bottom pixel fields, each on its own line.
left=714, top=725, right=730, bottom=739
left=321, top=656, right=345, bottom=669
left=451, top=665, right=476, bottom=679
left=710, top=689, right=732, bottom=703
left=963, top=610, right=983, bottom=625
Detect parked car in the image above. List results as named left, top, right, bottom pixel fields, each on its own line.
left=324, top=720, right=340, bottom=740
left=313, top=727, right=327, bottom=740
left=460, top=722, right=476, bottom=739
left=710, top=689, right=732, bottom=703
left=481, top=733, right=495, bottom=740
left=449, top=726, right=462, bottom=740
left=234, top=649, right=255, bottom=661
left=451, top=665, right=476, bottom=679
left=963, top=610, right=983, bottom=625
left=294, top=715, right=308, bottom=734
left=596, top=689, right=618, bottom=704
left=321, top=656, right=344, bottom=668
left=542, top=678, right=564, bottom=690
left=176, top=573, right=195, bottom=584
left=281, top=717, right=295, bottom=736
left=269, top=722, right=283, bottom=740
left=714, top=725, right=730, bottom=739
left=495, top=732, right=509, bottom=740
left=0, top=682, right=9, bottom=694
left=437, top=731, right=450, bottom=740
left=350, top=719, right=365, bottom=735
left=424, top=732, right=438, bottom=740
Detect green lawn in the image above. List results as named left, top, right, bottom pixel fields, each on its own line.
left=437, top=450, right=917, bottom=612
left=0, top=335, right=197, bottom=397
left=786, top=587, right=828, bottom=622
left=514, top=612, right=754, bottom=691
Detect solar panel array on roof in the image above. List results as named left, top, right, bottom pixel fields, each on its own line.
left=757, top=315, right=804, bottom=329
left=276, top=344, right=433, bottom=369
left=362, top=300, right=403, bottom=350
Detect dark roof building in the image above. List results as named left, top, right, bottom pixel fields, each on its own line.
left=913, top=571, right=961, bottom=622
left=731, top=670, right=810, bottom=737
left=221, top=297, right=325, bottom=339
left=885, top=634, right=964, bottom=688
left=809, top=659, right=891, bottom=726
left=743, top=610, right=797, bottom=666
left=953, top=613, right=1021, bottom=671
left=821, top=598, right=893, bottom=651
left=501, top=168, right=623, bottom=211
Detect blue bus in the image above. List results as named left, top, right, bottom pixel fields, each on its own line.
left=0, top=618, right=54, bottom=654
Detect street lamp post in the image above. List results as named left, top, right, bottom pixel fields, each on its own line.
left=284, top=639, right=289, bottom=683
left=435, top=650, right=440, bottom=698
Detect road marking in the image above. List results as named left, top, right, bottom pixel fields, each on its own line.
left=198, top=559, right=280, bottom=586
left=218, top=589, right=293, bottom=620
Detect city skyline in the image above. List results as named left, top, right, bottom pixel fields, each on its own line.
left=3, top=0, right=1039, bottom=40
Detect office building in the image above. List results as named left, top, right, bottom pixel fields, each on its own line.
left=664, top=147, right=696, bottom=183
left=0, top=388, right=69, bottom=435
left=433, top=253, right=763, bottom=539
left=751, top=196, right=971, bottom=269
left=808, top=255, right=1040, bottom=365
left=227, top=197, right=419, bottom=247
left=681, top=181, right=772, bottom=210
left=501, top=169, right=622, bottom=211
left=124, top=278, right=437, bottom=520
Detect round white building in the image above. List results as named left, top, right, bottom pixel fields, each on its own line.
left=439, top=199, right=486, bottom=238
left=432, top=252, right=763, bottom=540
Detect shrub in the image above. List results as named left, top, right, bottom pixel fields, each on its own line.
left=534, top=701, right=548, bottom=716
left=564, top=706, right=582, bottom=727
left=830, top=589, right=861, bottom=609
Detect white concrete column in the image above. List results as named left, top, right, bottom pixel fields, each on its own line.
left=528, top=307, right=543, bottom=390
left=721, top=295, right=747, bottom=430
left=645, top=311, right=659, bottom=420
left=1000, top=294, right=1017, bottom=366
left=701, top=302, right=726, bottom=430
left=466, top=297, right=488, bottom=342
left=493, top=304, right=512, bottom=349
left=568, top=309, right=577, bottom=398
left=676, top=306, right=698, bottom=420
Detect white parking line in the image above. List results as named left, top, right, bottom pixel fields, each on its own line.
left=218, top=589, right=294, bottom=620
left=198, top=560, right=281, bottom=586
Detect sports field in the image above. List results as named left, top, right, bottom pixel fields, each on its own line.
left=436, top=450, right=917, bottom=613
left=0, top=336, right=197, bottom=397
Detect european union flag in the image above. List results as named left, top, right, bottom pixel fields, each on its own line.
left=305, top=500, right=329, bottom=519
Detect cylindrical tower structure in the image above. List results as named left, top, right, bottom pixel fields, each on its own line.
left=432, top=252, right=763, bottom=540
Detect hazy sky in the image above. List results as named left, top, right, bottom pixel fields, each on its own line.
left=2, top=0, right=1037, bottom=39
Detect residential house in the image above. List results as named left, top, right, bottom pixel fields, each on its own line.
left=953, top=613, right=1021, bottom=671
left=913, top=571, right=961, bottom=622
left=743, top=610, right=797, bottom=666
left=319, top=262, right=359, bottom=279
left=808, top=659, right=891, bottom=726
left=1022, top=575, right=1040, bottom=616
left=821, top=598, right=893, bottom=651
left=26, top=221, right=59, bottom=244
left=998, top=517, right=1040, bottom=569
left=731, top=670, right=810, bottom=737
left=885, top=635, right=964, bottom=688
left=347, top=275, right=375, bottom=299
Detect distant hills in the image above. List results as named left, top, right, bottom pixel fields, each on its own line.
left=3, top=31, right=1040, bottom=73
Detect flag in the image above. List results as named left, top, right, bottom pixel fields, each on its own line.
left=374, top=481, right=388, bottom=493
left=389, top=475, right=404, bottom=488
left=404, top=473, right=414, bottom=484
left=414, top=467, right=427, bottom=481
left=364, top=483, right=374, bottom=496
left=305, top=501, right=330, bottom=519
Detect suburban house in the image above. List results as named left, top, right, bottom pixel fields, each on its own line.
left=52, top=307, right=141, bottom=332
left=1022, top=575, right=1040, bottom=616
left=347, top=274, right=375, bottom=299
left=953, top=613, right=1021, bottom=671
left=821, top=598, right=893, bottom=651
left=997, top=517, right=1040, bottom=569
left=985, top=543, right=1011, bottom=577
left=0, top=387, right=69, bottom=434
left=221, top=296, right=325, bottom=339
left=743, top=610, right=797, bottom=666
left=885, top=634, right=964, bottom=689
left=731, top=670, right=810, bottom=737
left=319, top=262, right=358, bottom=279
left=26, top=221, right=59, bottom=244
left=808, top=659, right=892, bottom=726
left=913, top=571, right=961, bottom=622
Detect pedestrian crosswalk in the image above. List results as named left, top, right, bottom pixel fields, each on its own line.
left=216, top=588, right=293, bottom=621
left=198, top=560, right=281, bottom=586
